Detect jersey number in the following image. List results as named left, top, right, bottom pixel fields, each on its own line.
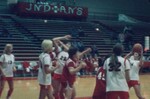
left=60, top=56, right=67, bottom=61
left=108, top=62, right=121, bottom=72
left=97, top=72, right=105, bottom=80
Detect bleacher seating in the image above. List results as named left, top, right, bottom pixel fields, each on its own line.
left=0, top=15, right=150, bottom=76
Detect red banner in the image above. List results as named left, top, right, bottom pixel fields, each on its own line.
left=17, top=2, right=88, bottom=18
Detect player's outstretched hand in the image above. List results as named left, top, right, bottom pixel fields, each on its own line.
left=64, top=35, right=72, bottom=39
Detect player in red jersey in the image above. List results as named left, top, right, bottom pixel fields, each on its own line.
left=61, top=47, right=91, bottom=99
left=92, top=66, right=106, bottom=99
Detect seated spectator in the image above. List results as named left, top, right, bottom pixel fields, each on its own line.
left=78, top=27, right=85, bottom=37
left=123, top=26, right=134, bottom=50
left=77, top=40, right=85, bottom=52
left=118, top=33, right=125, bottom=43
left=1, top=27, right=11, bottom=38
left=90, top=42, right=99, bottom=57
left=111, top=32, right=118, bottom=41
left=69, top=26, right=78, bottom=38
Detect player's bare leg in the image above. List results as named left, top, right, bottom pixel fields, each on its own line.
left=6, top=80, right=14, bottom=99
left=133, top=85, right=145, bottom=99
left=39, top=87, right=47, bottom=99
left=71, top=86, right=76, bottom=99
left=47, top=87, right=54, bottom=99
left=65, top=87, right=73, bottom=99
left=52, top=79, right=61, bottom=99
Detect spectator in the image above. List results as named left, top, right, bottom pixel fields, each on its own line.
left=77, top=40, right=85, bottom=52
left=91, top=43, right=99, bottom=57
left=1, top=28, right=11, bottom=38
left=118, top=33, right=125, bottom=44
left=78, top=27, right=85, bottom=37
left=70, top=26, right=78, bottom=38
left=123, top=26, right=134, bottom=50
left=111, top=32, right=118, bottom=42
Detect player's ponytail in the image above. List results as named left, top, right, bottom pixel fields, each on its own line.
left=109, top=43, right=123, bottom=70
left=110, top=54, right=118, bottom=67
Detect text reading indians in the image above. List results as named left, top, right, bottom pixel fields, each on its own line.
left=26, top=3, right=83, bottom=16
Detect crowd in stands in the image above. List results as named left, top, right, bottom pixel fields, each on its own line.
left=111, top=26, right=134, bottom=50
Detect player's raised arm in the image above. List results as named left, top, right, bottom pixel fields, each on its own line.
left=52, top=35, right=71, bottom=42
left=78, top=48, right=92, bottom=59
left=52, top=35, right=71, bottom=52
left=57, top=40, right=70, bottom=51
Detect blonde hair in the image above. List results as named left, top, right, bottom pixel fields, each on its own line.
left=41, top=40, right=53, bottom=52
left=4, top=44, right=13, bottom=54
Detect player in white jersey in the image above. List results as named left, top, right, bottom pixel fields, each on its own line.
left=103, top=43, right=130, bottom=99
left=125, top=44, right=145, bottom=99
left=0, top=44, right=16, bottom=99
left=38, top=40, right=59, bottom=99
left=52, top=35, right=71, bottom=99
left=53, top=40, right=71, bottom=99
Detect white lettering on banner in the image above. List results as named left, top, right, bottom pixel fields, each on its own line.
left=44, top=4, right=51, bottom=12
left=26, top=3, right=32, bottom=11
left=34, top=4, right=42, bottom=11
left=68, top=7, right=76, bottom=14
left=25, top=3, right=85, bottom=16
left=53, top=6, right=59, bottom=13
left=77, top=8, right=83, bottom=16
left=60, top=6, right=67, bottom=14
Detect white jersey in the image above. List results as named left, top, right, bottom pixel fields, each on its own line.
left=129, top=56, right=140, bottom=80
left=38, top=53, right=52, bottom=85
left=104, top=56, right=130, bottom=92
left=0, top=54, right=15, bottom=77
left=54, top=51, right=69, bottom=74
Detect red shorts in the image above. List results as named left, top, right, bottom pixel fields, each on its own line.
left=92, top=92, right=106, bottom=99
left=0, top=77, right=13, bottom=81
left=61, top=81, right=73, bottom=88
left=39, top=84, right=52, bottom=90
left=107, top=91, right=129, bottom=99
left=53, top=73, right=61, bottom=80
left=128, top=80, right=140, bottom=88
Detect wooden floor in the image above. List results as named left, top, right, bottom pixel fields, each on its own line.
left=1, top=74, right=150, bottom=99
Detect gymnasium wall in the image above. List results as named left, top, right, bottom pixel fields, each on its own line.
left=0, top=0, right=150, bottom=20
left=75, top=0, right=150, bottom=16
left=0, top=0, right=9, bottom=14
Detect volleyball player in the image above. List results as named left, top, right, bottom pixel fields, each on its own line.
left=104, top=43, right=130, bottom=99
left=38, top=40, right=59, bottom=99
left=0, top=44, right=16, bottom=99
left=125, top=44, right=145, bottom=99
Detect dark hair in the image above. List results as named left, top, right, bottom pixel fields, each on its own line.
left=68, top=47, right=78, bottom=58
left=61, top=40, right=70, bottom=44
left=112, top=43, right=123, bottom=56
left=109, top=43, right=123, bottom=71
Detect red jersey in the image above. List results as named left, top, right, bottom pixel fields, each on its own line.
left=84, top=58, right=94, bottom=72
left=92, top=67, right=106, bottom=99
left=61, top=58, right=77, bottom=86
